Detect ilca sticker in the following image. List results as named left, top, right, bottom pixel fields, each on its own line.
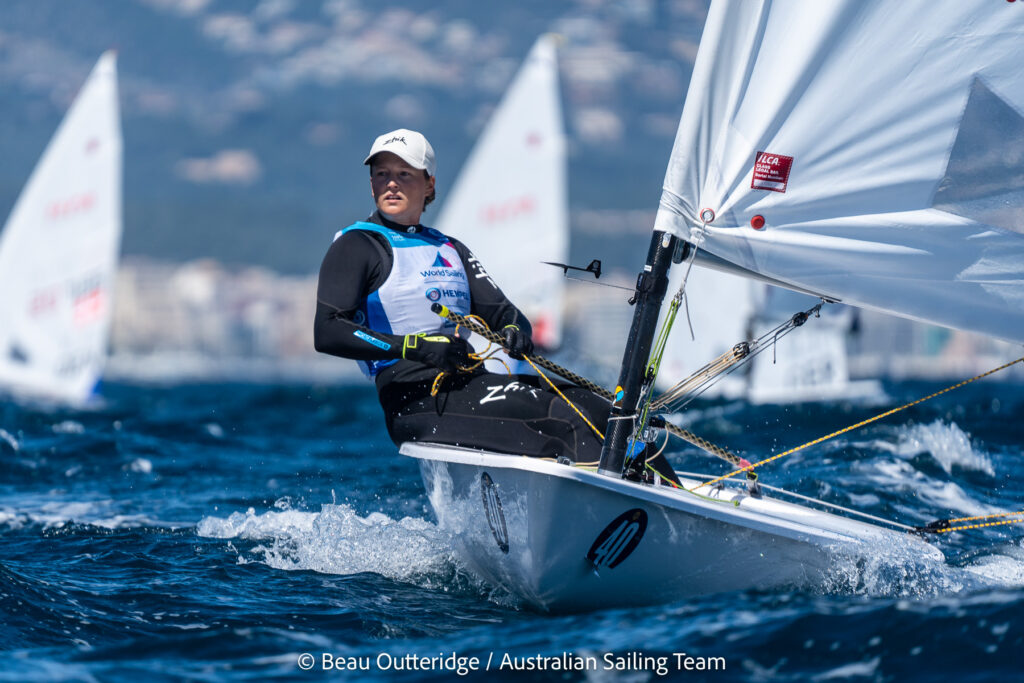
left=751, top=151, right=793, bottom=193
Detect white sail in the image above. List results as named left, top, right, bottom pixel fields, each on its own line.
left=0, top=51, right=123, bottom=404
left=654, top=0, right=1024, bottom=344
left=436, top=34, right=568, bottom=351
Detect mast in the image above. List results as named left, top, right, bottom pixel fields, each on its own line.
left=598, top=230, right=678, bottom=477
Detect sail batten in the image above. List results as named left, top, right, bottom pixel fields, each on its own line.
left=657, top=0, right=1024, bottom=343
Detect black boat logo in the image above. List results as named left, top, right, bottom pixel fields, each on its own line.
left=480, top=472, right=509, bottom=554
left=586, top=508, right=648, bottom=569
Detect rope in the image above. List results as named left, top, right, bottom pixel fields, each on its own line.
left=431, top=304, right=748, bottom=468
left=691, top=355, right=1024, bottom=493
left=652, top=303, right=822, bottom=413
left=662, top=422, right=751, bottom=469
left=947, top=510, right=1024, bottom=524
left=523, top=355, right=605, bottom=441
left=645, top=461, right=682, bottom=489
left=936, top=517, right=1024, bottom=533
left=916, top=510, right=1024, bottom=534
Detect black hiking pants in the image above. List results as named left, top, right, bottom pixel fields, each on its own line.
left=378, top=372, right=680, bottom=483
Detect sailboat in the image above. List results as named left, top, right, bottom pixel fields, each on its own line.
left=402, top=0, right=1024, bottom=612
left=0, top=52, right=122, bottom=405
left=436, top=34, right=568, bottom=365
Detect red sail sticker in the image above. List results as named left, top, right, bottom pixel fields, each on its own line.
left=751, top=152, right=794, bottom=193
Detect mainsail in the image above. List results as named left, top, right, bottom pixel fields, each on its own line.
left=436, top=34, right=568, bottom=350
left=0, top=51, right=123, bottom=403
left=654, top=0, right=1024, bottom=344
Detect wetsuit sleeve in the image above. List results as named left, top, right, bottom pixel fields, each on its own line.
left=313, top=231, right=405, bottom=361
left=451, top=239, right=533, bottom=338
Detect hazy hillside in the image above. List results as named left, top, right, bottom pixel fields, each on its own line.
left=0, top=0, right=709, bottom=274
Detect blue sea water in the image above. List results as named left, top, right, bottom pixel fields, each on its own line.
left=1, top=378, right=1022, bottom=681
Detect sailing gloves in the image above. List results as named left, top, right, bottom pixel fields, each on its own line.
left=502, top=324, right=534, bottom=360
left=402, top=333, right=470, bottom=372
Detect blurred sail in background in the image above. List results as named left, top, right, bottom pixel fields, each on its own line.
left=0, top=51, right=122, bottom=404
left=437, top=34, right=568, bottom=360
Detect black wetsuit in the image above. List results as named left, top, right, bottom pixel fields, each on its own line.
left=314, top=211, right=612, bottom=463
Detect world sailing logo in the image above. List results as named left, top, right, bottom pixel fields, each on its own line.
left=420, top=251, right=466, bottom=280
left=586, top=508, right=648, bottom=570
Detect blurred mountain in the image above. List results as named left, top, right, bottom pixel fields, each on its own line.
left=0, top=0, right=708, bottom=274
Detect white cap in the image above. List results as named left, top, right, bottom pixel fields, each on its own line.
left=363, top=128, right=436, bottom=177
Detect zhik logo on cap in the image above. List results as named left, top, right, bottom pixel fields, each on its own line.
left=363, top=129, right=436, bottom=176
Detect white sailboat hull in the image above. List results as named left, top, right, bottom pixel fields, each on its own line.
left=402, top=442, right=942, bottom=612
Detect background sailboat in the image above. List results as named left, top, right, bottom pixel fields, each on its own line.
left=658, top=265, right=885, bottom=404
left=0, top=51, right=122, bottom=404
left=435, top=34, right=568, bottom=361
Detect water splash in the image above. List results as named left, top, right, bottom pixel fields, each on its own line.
left=887, top=419, right=993, bottom=476
left=196, top=503, right=483, bottom=594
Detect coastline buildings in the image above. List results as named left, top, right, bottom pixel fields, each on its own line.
left=107, top=256, right=1022, bottom=386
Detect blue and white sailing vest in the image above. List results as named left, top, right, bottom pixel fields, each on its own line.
left=335, top=221, right=472, bottom=377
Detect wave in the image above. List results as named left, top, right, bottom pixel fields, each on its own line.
left=0, top=498, right=172, bottom=531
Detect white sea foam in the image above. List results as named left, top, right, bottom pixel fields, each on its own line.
left=0, top=498, right=170, bottom=531
left=855, top=459, right=996, bottom=519
left=812, top=656, right=880, bottom=681
left=0, top=508, right=22, bottom=530
left=869, top=419, right=995, bottom=476
left=962, top=541, right=1024, bottom=587
left=128, top=458, right=153, bottom=474
left=823, top=533, right=963, bottom=598
left=0, top=428, right=20, bottom=451
left=196, top=503, right=466, bottom=589
left=964, top=554, right=1024, bottom=586
left=51, top=420, right=86, bottom=435
left=850, top=419, right=1004, bottom=520
left=196, top=507, right=317, bottom=539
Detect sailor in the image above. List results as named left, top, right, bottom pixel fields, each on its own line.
left=314, top=128, right=680, bottom=483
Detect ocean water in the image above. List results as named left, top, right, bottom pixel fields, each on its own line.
left=1, top=378, right=1022, bottom=681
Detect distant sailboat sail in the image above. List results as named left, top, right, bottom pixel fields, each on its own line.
left=436, top=34, right=568, bottom=350
left=0, top=51, right=123, bottom=403
left=654, top=1, right=1024, bottom=344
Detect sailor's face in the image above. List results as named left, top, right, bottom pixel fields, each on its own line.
left=369, top=152, right=434, bottom=225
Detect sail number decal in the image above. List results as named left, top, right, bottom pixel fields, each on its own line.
left=586, top=508, right=648, bottom=570
left=480, top=472, right=509, bottom=554
left=751, top=151, right=793, bottom=193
